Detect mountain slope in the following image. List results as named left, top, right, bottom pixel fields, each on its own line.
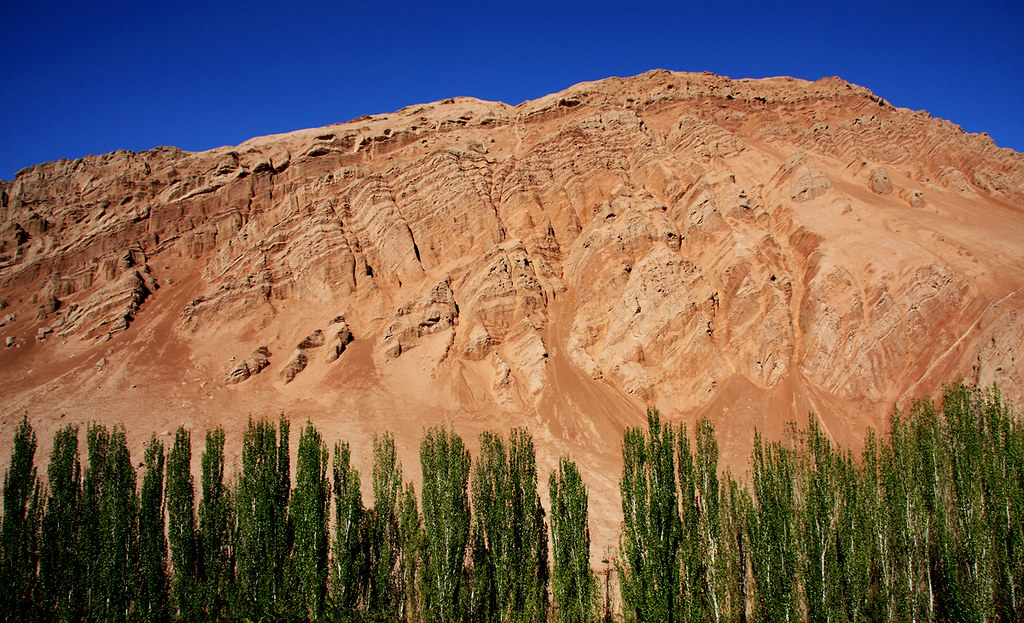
left=2, top=69, right=1023, bottom=549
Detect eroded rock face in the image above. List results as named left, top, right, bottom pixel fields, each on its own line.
left=225, top=346, right=271, bottom=385
left=382, top=281, right=458, bottom=358
left=2, top=69, right=1024, bottom=466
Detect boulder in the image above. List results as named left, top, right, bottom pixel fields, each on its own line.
left=280, top=352, right=308, bottom=383
left=324, top=323, right=354, bottom=363
left=869, top=166, right=893, bottom=194
left=225, top=346, right=271, bottom=384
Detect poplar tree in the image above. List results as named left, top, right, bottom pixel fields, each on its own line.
left=677, top=427, right=700, bottom=623
left=399, top=482, right=425, bottom=623
left=166, top=426, right=199, bottom=620
left=331, top=440, right=364, bottom=616
left=618, top=408, right=680, bottom=622
left=199, top=426, right=233, bottom=618
left=799, top=418, right=837, bottom=623
left=369, top=432, right=404, bottom=618
left=39, top=424, right=82, bottom=622
left=694, top=419, right=724, bottom=623
left=291, top=421, right=330, bottom=620
left=509, top=428, right=548, bottom=622
left=470, top=429, right=547, bottom=623
left=748, top=431, right=797, bottom=623
left=138, top=435, right=169, bottom=623
left=81, top=424, right=110, bottom=620
left=471, top=431, right=506, bottom=623
left=100, top=425, right=139, bottom=623
left=420, top=426, right=471, bottom=623
left=718, top=472, right=751, bottom=623
left=0, top=415, right=42, bottom=621
left=235, top=416, right=292, bottom=617
left=549, top=457, right=596, bottom=623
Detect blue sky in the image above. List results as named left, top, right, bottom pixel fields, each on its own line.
left=2, top=0, right=1021, bottom=180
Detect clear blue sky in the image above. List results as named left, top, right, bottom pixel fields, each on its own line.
left=2, top=0, right=1022, bottom=181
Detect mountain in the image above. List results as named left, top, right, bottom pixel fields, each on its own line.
left=2, top=69, right=1023, bottom=549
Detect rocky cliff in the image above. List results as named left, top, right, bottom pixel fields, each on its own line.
left=2, top=70, right=1023, bottom=549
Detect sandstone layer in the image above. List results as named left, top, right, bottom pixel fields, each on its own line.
left=2, top=70, right=1023, bottom=552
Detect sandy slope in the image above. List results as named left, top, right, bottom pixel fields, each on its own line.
left=2, top=70, right=1023, bottom=553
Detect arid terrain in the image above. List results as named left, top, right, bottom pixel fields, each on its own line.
left=2, top=69, right=1023, bottom=552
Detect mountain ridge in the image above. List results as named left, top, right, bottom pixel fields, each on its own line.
left=2, top=69, right=1023, bottom=551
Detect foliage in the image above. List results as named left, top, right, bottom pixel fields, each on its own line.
left=39, top=424, right=82, bottom=622
left=139, top=434, right=170, bottom=623
left=420, top=426, right=471, bottom=623
left=331, top=440, right=364, bottom=616
left=549, top=456, right=596, bottom=623
left=1, top=415, right=42, bottom=621
left=2, top=380, right=1021, bottom=622
left=617, top=408, right=681, bottom=622
left=199, top=425, right=233, bottom=618
left=166, top=426, right=199, bottom=621
left=292, top=421, right=330, bottom=620
left=235, top=415, right=294, bottom=618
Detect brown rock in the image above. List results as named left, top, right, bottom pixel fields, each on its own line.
left=225, top=346, right=271, bottom=384
left=324, top=323, right=354, bottom=362
left=869, top=166, right=893, bottom=194
left=3, top=71, right=1024, bottom=556
left=298, top=329, right=325, bottom=349
left=280, top=352, right=308, bottom=383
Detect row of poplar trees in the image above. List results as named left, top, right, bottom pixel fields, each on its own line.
left=2, top=381, right=1022, bottom=622
left=618, top=382, right=1024, bottom=623
left=0, top=417, right=594, bottom=623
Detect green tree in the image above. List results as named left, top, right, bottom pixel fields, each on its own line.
left=39, top=425, right=82, bottom=622
left=399, top=482, right=425, bottom=623
left=166, top=426, right=199, bottom=621
left=420, top=426, right=471, bottom=623
left=101, top=425, right=140, bottom=623
left=291, top=421, right=330, bottom=620
left=507, top=428, right=548, bottom=623
left=549, top=457, right=596, bottom=623
left=799, top=418, right=838, bottom=623
left=718, top=472, right=751, bottom=623
left=369, top=432, right=405, bottom=618
left=748, top=431, right=797, bottom=623
left=81, top=424, right=110, bottom=620
left=618, top=408, right=681, bottom=623
left=235, top=416, right=293, bottom=617
left=677, top=426, right=700, bottom=623
left=1, top=415, right=43, bottom=621
left=471, top=431, right=506, bottom=623
left=199, top=426, right=233, bottom=618
left=694, top=419, right=724, bottom=623
left=469, top=428, right=548, bottom=623
left=139, top=435, right=170, bottom=623
left=330, top=440, right=365, bottom=616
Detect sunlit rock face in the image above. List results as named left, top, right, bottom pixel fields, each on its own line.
left=2, top=70, right=1023, bottom=551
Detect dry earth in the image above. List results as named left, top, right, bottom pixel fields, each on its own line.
left=2, top=70, right=1024, bottom=554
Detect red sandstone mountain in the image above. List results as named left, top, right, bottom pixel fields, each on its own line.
left=2, top=70, right=1023, bottom=550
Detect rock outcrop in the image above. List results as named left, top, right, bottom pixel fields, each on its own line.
left=2, top=72, right=1024, bottom=546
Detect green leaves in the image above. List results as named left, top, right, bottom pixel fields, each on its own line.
left=1, top=415, right=42, bottom=620
left=471, top=428, right=547, bottom=623
left=420, top=426, right=471, bottom=623
left=166, top=426, right=198, bottom=621
left=235, top=416, right=294, bottom=618
left=549, top=457, right=596, bottom=623
left=618, top=408, right=682, bottom=623
left=293, top=421, right=330, bottom=620
left=199, top=426, right=233, bottom=618
left=5, top=379, right=1021, bottom=622
left=331, top=440, right=364, bottom=615
left=139, top=435, right=170, bottom=623
left=39, top=424, right=82, bottom=622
